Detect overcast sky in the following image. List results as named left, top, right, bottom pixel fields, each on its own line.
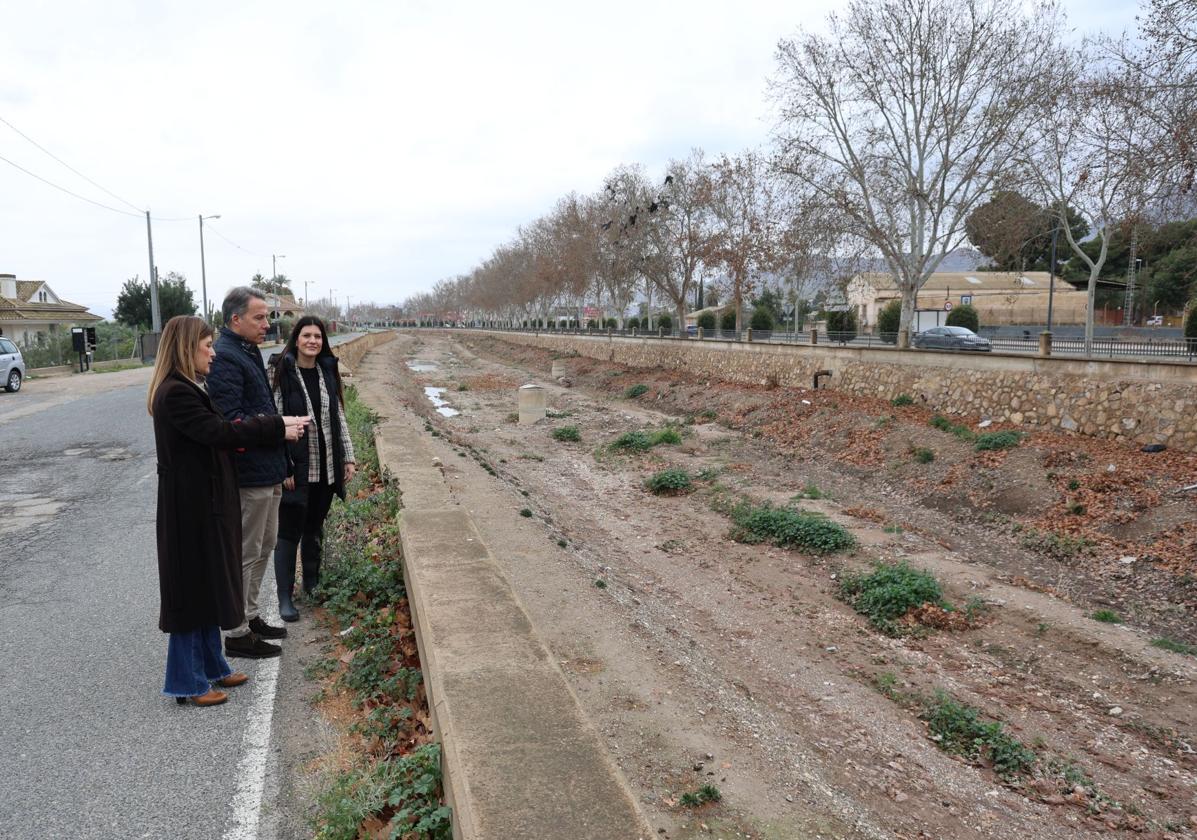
left=1, top=0, right=1140, bottom=319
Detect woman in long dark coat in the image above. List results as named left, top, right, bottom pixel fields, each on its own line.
left=149, top=316, right=308, bottom=707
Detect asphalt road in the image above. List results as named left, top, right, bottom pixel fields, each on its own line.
left=0, top=331, right=364, bottom=839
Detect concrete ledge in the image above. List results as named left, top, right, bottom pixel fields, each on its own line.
left=373, top=424, right=653, bottom=840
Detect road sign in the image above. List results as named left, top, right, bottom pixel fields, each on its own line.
left=961, top=294, right=973, bottom=305
left=944, top=301, right=953, bottom=311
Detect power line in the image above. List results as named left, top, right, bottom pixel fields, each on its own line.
left=0, top=151, right=144, bottom=218
left=204, top=221, right=256, bottom=255
left=0, top=114, right=146, bottom=213
left=0, top=115, right=196, bottom=222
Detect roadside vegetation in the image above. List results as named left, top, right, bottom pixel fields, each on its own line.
left=310, top=385, right=451, bottom=840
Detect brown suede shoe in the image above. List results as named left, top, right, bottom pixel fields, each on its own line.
left=216, top=672, right=249, bottom=688
left=175, top=689, right=228, bottom=707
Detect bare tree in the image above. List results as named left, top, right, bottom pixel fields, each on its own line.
left=1022, top=44, right=1163, bottom=349
left=623, top=151, right=716, bottom=330
left=706, top=150, right=784, bottom=330
left=772, top=0, right=1058, bottom=344
left=776, top=185, right=873, bottom=329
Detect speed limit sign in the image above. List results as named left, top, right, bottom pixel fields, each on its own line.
left=944, top=301, right=953, bottom=311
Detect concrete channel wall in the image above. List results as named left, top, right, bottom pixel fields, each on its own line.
left=331, top=329, right=396, bottom=370
left=463, top=329, right=1197, bottom=453
left=357, top=347, right=653, bottom=840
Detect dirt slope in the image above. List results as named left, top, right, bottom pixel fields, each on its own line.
left=362, top=332, right=1197, bottom=840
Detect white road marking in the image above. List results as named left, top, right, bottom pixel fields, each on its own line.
left=222, top=655, right=280, bottom=840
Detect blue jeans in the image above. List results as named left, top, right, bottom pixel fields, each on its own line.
left=163, top=626, right=233, bottom=697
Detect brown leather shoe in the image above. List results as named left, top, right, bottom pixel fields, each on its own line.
left=175, top=689, right=228, bottom=707
left=216, top=672, right=249, bottom=688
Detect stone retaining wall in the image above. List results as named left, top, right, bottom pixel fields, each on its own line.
left=464, top=330, right=1197, bottom=452
left=333, top=329, right=396, bottom=372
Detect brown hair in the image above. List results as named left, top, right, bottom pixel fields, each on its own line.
left=147, top=315, right=214, bottom=415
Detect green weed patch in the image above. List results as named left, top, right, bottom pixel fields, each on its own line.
left=1151, top=637, right=1197, bottom=656
left=974, top=430, right=1021, bottom=451
left=1019, top=528, right=1095, bottom=561
left=921, top=692, right=1036, bottom=780
left=609, top=426, right=682, bottom=453
left=680, top=784, right=722, bottom=808
left=551, top=425, right=581, bottom=442
left=624, top=383, right=649, bottom=398
left=728, top=501, right=855, bottom=554
left=645, top=468, right=693, bottom=495
left=929, top=414, right=975, bottom=441
left=315, top=745, right=451, bottom=840
left=838, top=561, right=949, bottom=635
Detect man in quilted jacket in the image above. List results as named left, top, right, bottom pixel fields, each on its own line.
left=207, top=287, right=293, bottom=659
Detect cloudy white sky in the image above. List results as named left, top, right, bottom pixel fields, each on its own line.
left=1, top=0, right=1140, bottom=319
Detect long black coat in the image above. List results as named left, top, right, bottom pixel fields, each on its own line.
left=152, top=373, right=285, bottom=633
left=274, top=351, right=349, bottom=504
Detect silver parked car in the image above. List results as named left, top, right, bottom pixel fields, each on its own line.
left=1, top=337, right=26, bottom=392
left=912, top=326, right=992, bottom=351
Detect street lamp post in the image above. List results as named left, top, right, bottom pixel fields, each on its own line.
left=199, top=214, right=221, bottom=323
left=272, top=254, right=286, bottom=283
left=1047, top=225, right=1058, bottom=332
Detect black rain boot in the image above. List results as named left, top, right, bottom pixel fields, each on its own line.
left=300, top=532, right=323, bottom=598
left=274, top=539, right=300, bottom=622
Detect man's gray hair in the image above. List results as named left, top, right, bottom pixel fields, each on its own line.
left=222, top=286, right=267, bottom=325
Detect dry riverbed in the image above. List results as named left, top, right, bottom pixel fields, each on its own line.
left=364, top=331, right=1196, bottom=840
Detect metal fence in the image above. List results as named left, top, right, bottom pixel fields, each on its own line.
left=428, top=324, right=1197, bottom=362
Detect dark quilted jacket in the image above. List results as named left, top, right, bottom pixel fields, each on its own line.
left=206, top=327, right=288, bottom=487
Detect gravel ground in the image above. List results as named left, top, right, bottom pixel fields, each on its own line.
left=360, top=332, right=1197, bottom=840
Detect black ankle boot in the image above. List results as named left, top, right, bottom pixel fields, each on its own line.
left=300, top=533, right=323, bottom=596
left=274, top=539, right=299, bottom=622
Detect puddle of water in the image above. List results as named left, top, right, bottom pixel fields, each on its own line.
left=423, top=386, right=460, bottom=417
left=406, top=359, right=439, bottom=373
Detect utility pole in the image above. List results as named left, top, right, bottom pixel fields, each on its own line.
left=1047, top=225, right=1058, bottom=331
left=273, top=253, right=285, bottom=283
left=198, top=215, right=208, bottom=323
left=1123, top=227, right=1138, bottom=326
left=198, top=214, right=221, bottom=323
left=303, top=279, right=312, bottom=311
left=146, top=211, right=161, bottom=333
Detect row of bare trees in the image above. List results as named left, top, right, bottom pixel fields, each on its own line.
left=402, top=152, right=861, bottom=332
left=403, top=0, right=1195, bottom=348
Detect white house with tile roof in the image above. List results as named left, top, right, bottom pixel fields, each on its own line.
left=0, top=273, right=102, bottom=346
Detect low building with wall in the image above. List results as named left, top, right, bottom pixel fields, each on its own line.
left=461, top=330, right=1197, bottom=453
left=848, top=271, right=1091, bottom=329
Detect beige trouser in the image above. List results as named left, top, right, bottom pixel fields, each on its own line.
left=229, top=484, right=282, bottom=637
